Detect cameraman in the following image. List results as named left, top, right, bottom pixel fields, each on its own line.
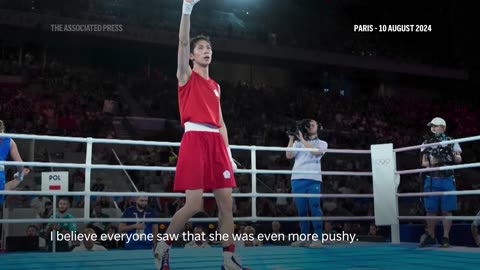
left=286, top=119, right=327, bottom=248
left=419, top=117, right=462, bottom=248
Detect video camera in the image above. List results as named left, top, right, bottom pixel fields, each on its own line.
left=422, top=132, right=454, bottom=166
left=287, top=119, right=312, bottom=140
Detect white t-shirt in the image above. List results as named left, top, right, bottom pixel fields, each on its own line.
left=72, top=242, right=108, bottom=252
left=291, top=138, right=328, bottom=182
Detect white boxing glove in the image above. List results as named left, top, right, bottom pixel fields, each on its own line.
left=227, top=147, right=238, bottom=171
left=183, top=0, right=201, bottom=15
left=14, top=171, right=24, bottom=182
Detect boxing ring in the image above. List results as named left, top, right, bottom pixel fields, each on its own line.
left=1, top=133, right=480, bottom=270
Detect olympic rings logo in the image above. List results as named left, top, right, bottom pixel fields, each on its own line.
left=374, top=159, right=391, bottom=165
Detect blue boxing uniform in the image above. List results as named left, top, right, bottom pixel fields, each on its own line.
left=0, top=137, right=11, bottom=204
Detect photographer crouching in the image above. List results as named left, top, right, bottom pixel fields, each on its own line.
left=420, top=117, right=462, bottom=248
left=286, top=119, right=328, bottom=248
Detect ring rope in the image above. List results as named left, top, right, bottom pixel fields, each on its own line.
left=1, top=132, right=480, bottom=238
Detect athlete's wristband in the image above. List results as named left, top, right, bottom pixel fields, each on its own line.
left=183, top=0, right=200, bottom=15
left=14, top=171, right=24, bottom=182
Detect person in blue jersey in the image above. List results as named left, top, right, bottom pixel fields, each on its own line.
left=286, top=119, right=328, bottom=248
left=0, top=120, right=30, bottom=203
left=119, top=196, right=159, bottom=249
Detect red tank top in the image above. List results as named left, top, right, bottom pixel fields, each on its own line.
left=178, top=70, right=221, bottom=128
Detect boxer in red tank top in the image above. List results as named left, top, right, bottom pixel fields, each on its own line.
left=153, top=1, right=249, bottom=270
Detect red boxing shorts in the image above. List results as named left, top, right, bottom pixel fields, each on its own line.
left=174, top=122, right=236, bottom=192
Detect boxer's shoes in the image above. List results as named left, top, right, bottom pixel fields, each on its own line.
left=154, top=241, right=250, bottom=270
left=154, top=241, right=171, bottom=270
left=222, top=252, right=250, bottom=270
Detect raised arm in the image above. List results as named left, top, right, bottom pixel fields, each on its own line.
left=286, top=136, right=296, bottom=159
left=177, top=0, right=200, bottom=86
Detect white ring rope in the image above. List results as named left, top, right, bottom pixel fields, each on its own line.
left=399, top=216, right=480, bottom=221
left=1, top=132, right=480, bottom=226
left=0, top=133, right=370, bottom=154
left=397, top=189, right=480, bottom=197
left=0, top=216, right=376, bottom=224
left=393, top=134, right=480, bottom=153
left=0, top=161, right=373, bottom=176
left=396, top=162, right=480, bottom=175
left=0, top=190, right=373, bottom=198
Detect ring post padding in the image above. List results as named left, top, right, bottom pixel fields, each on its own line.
left=371, top=144, right=399, bottom=233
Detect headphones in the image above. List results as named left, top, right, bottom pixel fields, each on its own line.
left=303, top=119, right=322, bottom=140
